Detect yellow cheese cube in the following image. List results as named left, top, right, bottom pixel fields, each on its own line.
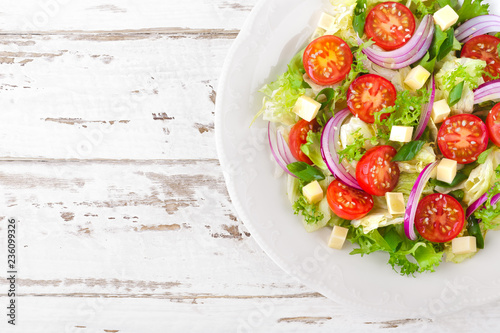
left=404, top=65, right=431, bottom=90
left=437, top=158, right=457, bottom=184
left=431, top=99, right=451, bottom=124
left=311, top=27, right=326, bottom=41
left=452, top=236, right=477, bottom=255
left=293, top=95, right=321, bottom=122
left=434, top=5, right=459, bottom=31
left=302, top=180, right=324, bottom=204
left=328, top=225, right=349, bottom=250
left=385, top=192, right=406, bottom=215
left=318, top=12, right=336, bottom=31
left=389, top=126, right=413, bottom=142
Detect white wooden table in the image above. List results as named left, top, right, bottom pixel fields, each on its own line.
left=0, top=1, right=499, bottom=332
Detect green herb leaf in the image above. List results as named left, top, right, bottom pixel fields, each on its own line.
left=437, top=28, right=456, bottom=62
left=457, top=0, right=490, bottom=25
left=448, top=81, right=464, bottom=106
left=353, top=0, right=367, bottom=36
left=392, top=141, right=426, bottom=162
left=287, top=162, right=325, bottom=183
left=467, top=215, right=485, bottom=249
left=430, top=172, right=468, bottom=188
left=449, top=189, right=465, bottom=202
left=301, top=131, right=328, bottom=170
left=315, top=88, right=335, bottom=110
left=478, top=147, right=494, bottom=164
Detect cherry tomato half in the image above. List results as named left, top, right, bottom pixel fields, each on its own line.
left=355, top=145, right=400, bottom=196
left=437, top=114, right=489, bottom=164
left=347, top=74, right=397, bottom=124
left=288, top=119, right=320, bottom=165
left=461, top=35, right=500, bottom=82
left=303, top=35, right=353, bottom=85
left=365, top=2, right=416, bottom=51
left=327, top=180, right=374, bottom=220
left=415, top=193, right=465, bottom=243
left=487, top=103, right=500, bottom=147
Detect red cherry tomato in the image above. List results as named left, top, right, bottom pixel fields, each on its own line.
left=364, top=2, right=416, bottom=51
left=487, top=103, right=500, bottom=147
left=437, top=114, right=489, bottom=164
left=415, top=193, right=465, bottom=243
left=303, top=35, right=353, bottom=85
left=355, top=145, right=400, bottom=196
left=461, top=35, right=500, bottom=82
left=347, top=74, right=397, bottom=124
left=327, top=180, right=374, bottom=220
left=288, top=119, right=320, bottom=165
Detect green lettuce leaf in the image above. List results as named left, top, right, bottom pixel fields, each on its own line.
left=394, top=172, right=435, bottom=202
left=348, top=224, right=443, bottom=276
left=257, top=51, right=306, bottom=125
left=474, top=181, right=500, bottom=230
left=301, top=131, right=328, bottom=170
left=457, top=0, right=490, bottom=24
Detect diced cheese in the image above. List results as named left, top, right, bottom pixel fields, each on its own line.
left=311, top=27, right=326, bottom=41
left=404, top=65, right=431, bottom=90
left=385, top=192, right=406, bottom=215
left=434, top=5, right=459, bottom=31
left=328, top=225, right=349, bottom=250
left=292, top=95, right=321, bottom=122
left=431, top=99, right=451, bottom=124
left=318, top=12, right=336, bottom=31
left=389, top=126, right=413, bottom=142
left=430, top=167, right=437, bottom=179
left=452, top=236, right=477, bottom=255
left=437, top=158, right=457, bottom=184
left=302, top=180, right=324, bottom=204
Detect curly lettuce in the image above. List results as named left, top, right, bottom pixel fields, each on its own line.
left=348, top=224, right=443, bottom=276
left=435, top=57, right=486, bottom=114
left=257, top=51, right=305, bottom=125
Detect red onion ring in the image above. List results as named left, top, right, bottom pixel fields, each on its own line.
left=474, top=79, right=500, bottom=104
left=455, top=15, right=500, bottom=42
left=320, top=108, right=362, bottom=189
left=404, top=161, right=439, bottom=240
left=466, top=190, right=500, bottom=219
left=413, top=76, right=435, bottom=140
left=359, top=15, right=435, bottom=69
left=268, top=122, right=297, bottom=177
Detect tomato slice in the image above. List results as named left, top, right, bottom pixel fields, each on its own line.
left=355, top=145, right=400, bottom=196
left=327, top=180, right=374, bottom=220
left=288, top=119, right=320, bottom=165
left=487, top=102, right=500, bottom=147
left=303, top=35, right=353, bottom=85
left=437, top=114, right=489, bottom=164
left=347, top=74, right=397, bottom=124
left=415, top=193, right=465, bottom=243
left=461, top=35, right=500, bottom=82
left=364, top=2, right=416, bottom=51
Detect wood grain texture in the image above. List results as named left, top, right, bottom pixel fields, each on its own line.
left=0, top=0, right=499, bottom=332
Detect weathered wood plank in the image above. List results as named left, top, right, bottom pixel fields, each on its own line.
left=0, top=0, right=257, bottom=32
left=0, top=34, right=228, bottom=159
left=0, top=296, right=498, bottom=332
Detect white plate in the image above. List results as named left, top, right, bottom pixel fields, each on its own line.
left=215, top=0, right=500, bottom=316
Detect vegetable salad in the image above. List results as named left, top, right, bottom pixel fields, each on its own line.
left=258, top=0, right=500, bottom=276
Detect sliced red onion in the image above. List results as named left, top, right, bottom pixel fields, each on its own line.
left=466, top=191, right=500, bottom=218
left=474, top=79, right=500, bottom=104
left=320, top=108, right=362, bottom=189
left=268, top=122, right=297, bottom=177
left=359, top=15, right=434, bottom=69
left=404, top=161, right=439, bottom=240
left=455, top=15, right=500, bottom=42
left=413, top=76, right=435, bottom=140
left=466, top=192, right=488, bottom=218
